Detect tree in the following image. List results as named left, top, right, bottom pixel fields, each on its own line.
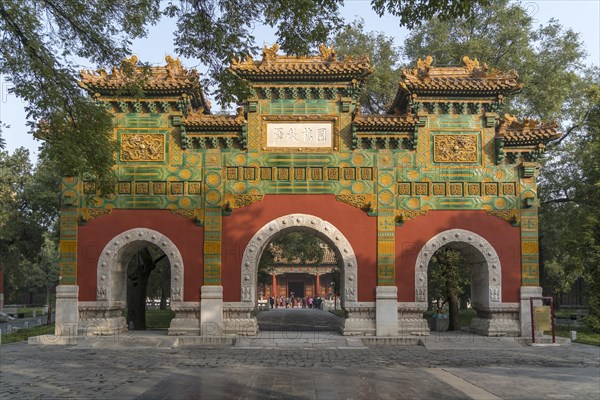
left=428, top=248, right=470, bottom=331
left=257, top=232, right=326, bottom=287
left=331, top=19, right=402, bottom=114
left=126, top=244, right=168, bottom=330
left=146, top=259, right=171, bottom=310
left=0, top=147, right=60, bottom=304
left=403, top=0, right=587, bottom=123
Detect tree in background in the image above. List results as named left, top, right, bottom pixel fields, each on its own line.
left=428, top=248, right=470, bottom=331
left=331, top=19, right=402, bottom=114
left=0, top=148, right=60, bottom=304
left=258, top=232, right=326, bottom=287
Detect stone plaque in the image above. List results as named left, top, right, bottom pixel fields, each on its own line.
left=266, top=122, right=333, bottom=148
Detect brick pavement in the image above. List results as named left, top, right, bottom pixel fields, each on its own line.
left=1, top=334, right=599, bottom=399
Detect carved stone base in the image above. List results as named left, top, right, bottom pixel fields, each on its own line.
left=56, top=285, right=79, bottom=337
left=469, top=304, right=520, bottom=336
left=78, top=301, right=127, bottom=335
left=200, top=286, right=223, bottom=336
left=169, top=302, right=200, bottom=336
left=342, top=303, right=376, bottom=336
left=223, top=304, right=258, bottom=336
left=398, top=302, right=429, bottom=336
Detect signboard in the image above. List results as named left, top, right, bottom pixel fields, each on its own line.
left=266, top=122, right=333, bottom=148
left=534, top=305, right=552, bottom=331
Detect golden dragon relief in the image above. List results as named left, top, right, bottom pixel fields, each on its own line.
left=120, top=133, right=165, bottom=162
left=433, top=134, right=478, bottom=163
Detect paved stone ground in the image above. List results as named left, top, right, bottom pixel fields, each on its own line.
left=258, top=309, right=340, bottom=331
left=1, top=334, right=598, bottom=399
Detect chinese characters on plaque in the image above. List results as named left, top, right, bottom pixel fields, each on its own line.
left=266, top=122, right=333, bottom=148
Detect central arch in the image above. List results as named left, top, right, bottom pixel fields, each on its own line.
left=240, top=214, right=358, bottom=309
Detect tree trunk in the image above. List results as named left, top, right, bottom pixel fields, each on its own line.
left=160, top=289, right=167, bottom=310
left=126, top=248, right=158, bottom=330
left=448, top=291, right=460, bottom=331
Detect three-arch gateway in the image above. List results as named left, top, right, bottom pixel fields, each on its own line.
left=54, top=47, right=559, bottom=338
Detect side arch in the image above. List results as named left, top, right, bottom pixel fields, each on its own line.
left=240, top=213, right=358, bottom=307
left=414, top=228, right=502, bottom=308
left=96, top=228, right=184, bottom=304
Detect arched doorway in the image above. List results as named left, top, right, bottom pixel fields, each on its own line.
left=78, top=228, right=195, bottom=335
left=414, top=229, right=519, bottom=336
left=238, top=214, right=360, bottom=334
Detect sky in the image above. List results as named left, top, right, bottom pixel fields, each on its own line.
left=1, top=0, right=599, bottom=161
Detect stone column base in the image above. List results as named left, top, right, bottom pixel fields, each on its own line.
left=0, top=293, right=4, bottom=309
left=376, top=286, right=398, bottom=336
left=169, top=302, right=200, bottom=336
left=398, top=302, right=429, bottom=336
left=470, top=304, right=520, bottom=336
left=55, top=285, right=79, bottom=337
left=200, top=285, right=223, bottom=336
left=520, top=286, right=543, bottom=337
left=78, top=301, right=127, bottom=335
left=223, top=304, right=258, bottom=336
left=342, top=303, right=376, bottom=336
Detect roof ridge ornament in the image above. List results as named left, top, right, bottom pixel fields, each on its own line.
left=262, top=43, right=279, bottom=62
left=319, top=44, right=337, bottom=62
left=413, top=56, right=433, bottom=79
left=462, top=56, right=489, bottom=76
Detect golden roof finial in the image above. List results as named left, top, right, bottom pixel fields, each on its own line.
left=413, top=56, right=433, bottom=78
left=165, top=55, right=183, bottom=77
left=262, top=44, right=279, bottom=62
left=319, top=44, right=337, bottom=61
left=462, top=56, right=489, bottom=74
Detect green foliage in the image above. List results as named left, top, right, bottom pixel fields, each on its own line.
left=257, top=231, right=327, bottom=285
left=0, top=148, right=60, bottom=303
left=428, top=248, right=470, bottom=312
left=1, top=324, right=55, bottom=344
left=0, top=0, right=161, bottom=190
left=332, top=19, right=402, bottom=113
left=540, top=85, right=600, bottom=332
left=371, top=0, right=490, bottom=29
left=403, top=0, right=586, bottom=122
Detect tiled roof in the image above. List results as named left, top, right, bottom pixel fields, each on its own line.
left=390, top=56, right=522, bottom=112
left=229, top=44, right=372, bottom=82
left=353, top=112, right=416, bottom=131
left=79, top=55, right=210, bottom=110
left=182, top=109, right=245, bottom=130
left=497, top=115, right=561, bottom=146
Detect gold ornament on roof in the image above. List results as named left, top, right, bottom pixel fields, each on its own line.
left=462, top=56, right=489, bottom=74
left=413, top=56, right=433, bottom=78
left=165, top=55, right=183, bottom=76
left=319, top=44, right=337, bottom=61
left=262, top=44, right=279, bottom=61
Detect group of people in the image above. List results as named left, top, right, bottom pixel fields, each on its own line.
left=268, top=294, right=324, bottom=310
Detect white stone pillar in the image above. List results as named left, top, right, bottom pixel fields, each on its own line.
left=520, top=286, right=542, bottom=337
left=200, top=285, right=223, bottom=336
left=55, top=285, right=79, bottom=337
left=376, top=286, right=398, bottom=336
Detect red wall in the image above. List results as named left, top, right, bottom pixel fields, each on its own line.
left=395, top=210, right=521, bottom=303
left=77, top=210, right=204, bottom=301
left=221, top=195, right=378, bottom=302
